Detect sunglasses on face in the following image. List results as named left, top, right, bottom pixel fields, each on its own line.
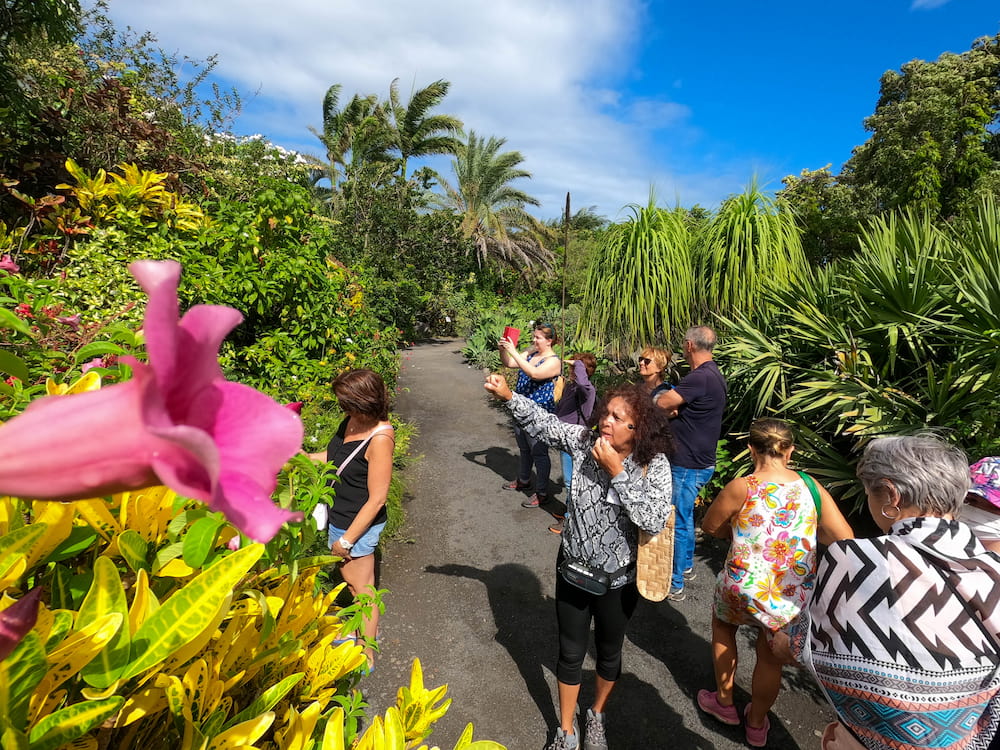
left=638, top=356, right=653, bottom=366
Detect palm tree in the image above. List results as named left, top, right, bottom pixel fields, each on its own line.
left=307, top=84, right=390, bottom=194
left=387, top=78, right=463, bottom=181
left=436, top=132, right=553, bottom=271
left=698, top=179, right=807, bottom=319
left=577, top=194, right=695, bottom=358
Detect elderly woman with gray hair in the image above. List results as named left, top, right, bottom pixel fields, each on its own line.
left=781, top=435, right=1000, bottom=750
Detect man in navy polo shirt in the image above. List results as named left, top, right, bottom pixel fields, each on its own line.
left=655, top=325, right=727, bottom=601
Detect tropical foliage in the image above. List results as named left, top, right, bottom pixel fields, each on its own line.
left=718, top=198, right=1000, bottom=508
left=0, top=483, right=501, bottom=749
left=436, top=132, right=553, bottom=272
left=697, top=181, right=806, bottom=320
left=577, top=197, right=694, bottom=358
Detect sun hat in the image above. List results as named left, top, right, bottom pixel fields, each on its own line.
left=969, top=457, right=1000, bottom=510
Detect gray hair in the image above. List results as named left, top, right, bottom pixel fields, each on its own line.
left=856, top=435, right=970, bottom=516
left=685, top=325, right=717, bottom=352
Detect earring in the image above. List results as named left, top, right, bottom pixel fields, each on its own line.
left=881, top=503, right=900, bottom=520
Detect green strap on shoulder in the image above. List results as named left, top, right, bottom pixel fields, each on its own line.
left=796, top=470, right=822, bottom=521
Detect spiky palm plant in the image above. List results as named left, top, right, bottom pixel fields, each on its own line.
left=698, top=180, right=807, bottom=319
left=719, top=201, right=1000, bottom=509
left=577, top=196, right=695, bottom=359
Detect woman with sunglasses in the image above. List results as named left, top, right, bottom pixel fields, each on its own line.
left=485, top=375, right=673, bottom=750
left=637, top=346, right=674, bottom=406
left=499, top=321, right=561, bottom=507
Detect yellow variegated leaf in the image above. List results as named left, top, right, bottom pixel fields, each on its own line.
left=79, top=682, right=120, bottom=700
left=158, top=673, right=193, bottom=725
left=26, top=503, right=74, bottom=568
left=353, top=714, right=384, bottom=750
left=115, top=686, right=168, bottom=727
left=155, top=557, right=196, bottom=578
left=72, top=499, right=120, bottom=542
left=0, top=555, right=27, bottom=590
left=382, top=707, right=406, bottom=748
left=42, top=613, right=123, bottom=694
left=0, top=496, right=19, bottom=535
left=78, top=556, right=131, bottom=688
left=27, top=678, right=62, bottom=727
left=276, top=702, right=323, bottom=750
left=127, top=569, right=158, bottom=634
left=123, top=544, right=263, bottom=680
left=162, top=592, right=232, bottom=675
left=206, top=712, right=274, bottom=749
left=320, top=707, right=346, bottom=750
left=30, top=596, right=73, bottom=646
left=28, top=697, right=123, bottom=749
left=0, top=524, right=48, bottom=581
left=303, top=635, right=366, bottom=696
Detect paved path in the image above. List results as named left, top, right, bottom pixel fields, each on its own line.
left=362, top=339, right=836, bottom=749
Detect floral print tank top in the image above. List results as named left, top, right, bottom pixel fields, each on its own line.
left=719, top=474, right=819, bottom=630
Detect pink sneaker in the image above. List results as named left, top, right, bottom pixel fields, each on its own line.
left=696, top=689, right=739, bottom=726
left=744, top=704, right=771, bottom=747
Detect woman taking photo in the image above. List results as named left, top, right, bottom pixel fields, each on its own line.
left=485, top=375, right=673, bottom=750
left=498, top=322, right=561, bottom=508
left=309, top=368, right=394, bottom=671
left=697, top=418, right=852, bottom=747
left=779, top=435, right=1000, bottom=749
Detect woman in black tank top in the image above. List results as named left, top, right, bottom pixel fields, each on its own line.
left=308, top=369, right=394, bottom=671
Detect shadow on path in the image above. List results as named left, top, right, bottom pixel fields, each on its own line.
left=428, top=562, right=718, bottom=749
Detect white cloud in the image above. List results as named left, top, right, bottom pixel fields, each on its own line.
left=99, top=0, right=751, bottom=218
left=910, top=0, right=953, bottom=9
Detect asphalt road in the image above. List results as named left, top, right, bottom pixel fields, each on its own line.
left=361, top=339, right=836, bottom=749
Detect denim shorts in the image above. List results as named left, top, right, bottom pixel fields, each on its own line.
left=328, top=521, right=386, bottom=557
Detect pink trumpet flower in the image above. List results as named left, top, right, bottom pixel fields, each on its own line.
left=285, top=401, right=303, bottom=414
left=0, top=254, right=19, bottom=274
left=0, top=260, right=304, bottom=542
left=0, top=587, right=42, bottom=661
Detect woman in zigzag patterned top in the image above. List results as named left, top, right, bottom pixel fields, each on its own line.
left=485, top=375, right=673, bottom=750
left=777, top=435, right=1000, bottom=750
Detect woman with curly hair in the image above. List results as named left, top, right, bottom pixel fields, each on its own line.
left=484, top=378, right=674, bottom=750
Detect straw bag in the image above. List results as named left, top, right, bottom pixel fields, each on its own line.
left=636, top=507, right=675, bottom=601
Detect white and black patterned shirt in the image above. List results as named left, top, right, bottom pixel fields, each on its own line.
left=507, top=394, right=673, bottom=587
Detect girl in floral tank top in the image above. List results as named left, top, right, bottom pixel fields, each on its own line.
left=719, top=474, right=818, bottom=629
left=696, top=419, right=853, bottom=747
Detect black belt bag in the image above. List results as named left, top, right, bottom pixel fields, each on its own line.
left=558, top=558, right=611, bottom=596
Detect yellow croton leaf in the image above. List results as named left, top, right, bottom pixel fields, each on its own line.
left=115, top=685, right=169, bottom=727
left=275, top=701, right=324, bottom=750
left=45, top=371, right=101, bottom=396
left=206, top=711, right=275, bottom=750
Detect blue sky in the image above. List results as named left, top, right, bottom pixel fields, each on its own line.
left=101, top=0, right=999, bottom=222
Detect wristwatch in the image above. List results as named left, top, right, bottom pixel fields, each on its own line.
left=338, top=536, right=354, bottom=551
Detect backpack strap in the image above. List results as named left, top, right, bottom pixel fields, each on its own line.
left=795, top=471, right=822, bottom=521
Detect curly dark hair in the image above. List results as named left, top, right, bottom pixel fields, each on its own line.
left=592, top=383, right=674, bottom=466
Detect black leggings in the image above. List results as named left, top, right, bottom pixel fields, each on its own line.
left=555, top=562, right=640, bottom=685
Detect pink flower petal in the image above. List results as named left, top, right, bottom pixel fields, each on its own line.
left=0, top=255, right=19, bottom=274
left=0, top=587, right=42, bottom=660
left=0, top=260, right=305, bottom=542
